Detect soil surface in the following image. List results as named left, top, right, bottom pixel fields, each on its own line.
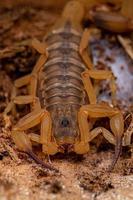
left=0, top=3, right=133, bottom=200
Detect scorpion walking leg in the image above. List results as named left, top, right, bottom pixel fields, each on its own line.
left=25, top=51, right=49, bottom=107
left=79, top=28, right=95, bottom=69
left=79, top=29, right=97, bottom=104
left=79, top=28, right=100, bottom=96
left=31, top=38, right=48, bottom=75
left=12, top=109, right=44, bottom=154
left=29, top=38, right=48, bottom=109
left=31, top=38, right=48, bottom=55
left=3, top=74, right=31, bottom=116
left=122, top=113, right=133, bottom=146
left=4, top=38, right=48, bottom=115
left=28, top=113, right=58, bottom=155
left=82, top=70, right=116, bottom=105
left=12, top=108, right=57, bottom=171
left=11, top=94, right=58, bottom=167
left=40, top=113, right=58, bottom=155
left=12, top=95, right=41, bottom=110
left=3, top=75, right=31, bottom=127
left=76, top=104, right=124, bottom=170
left=3, top=39, right=48, bottom=122
left=80, top=29, right=116, bottom=105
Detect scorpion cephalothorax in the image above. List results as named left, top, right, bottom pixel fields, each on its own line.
left=3, top=0, right=133, bottom=171
left=51, top=104, right=79, bottom=152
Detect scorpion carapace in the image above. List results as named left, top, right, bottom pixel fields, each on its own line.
left=51, top=105, right=79, bottom=152
left=3, top=0, right=133, bottom=171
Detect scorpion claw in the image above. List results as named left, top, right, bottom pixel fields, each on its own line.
left=42, top=143, right=58, bottom=155
left=74, top=142, right=90, bottom=154
left=27, top=149, right=59, bottom=172
left=108, top=136, right=122, bottom=172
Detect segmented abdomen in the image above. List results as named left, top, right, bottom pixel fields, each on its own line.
left=37, top=23, right=86, bottom=109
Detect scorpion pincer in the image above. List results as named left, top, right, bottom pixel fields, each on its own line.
left=3, top=1, right=133, bottom=171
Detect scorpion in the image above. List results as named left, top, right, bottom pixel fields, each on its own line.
left=3, top=0, right=133, bottom=171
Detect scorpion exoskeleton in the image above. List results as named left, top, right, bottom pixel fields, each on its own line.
left=3, top=1, right=133, bottom=171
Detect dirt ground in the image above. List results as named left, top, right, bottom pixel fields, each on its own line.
left=0, top=2, right=133, bottom=200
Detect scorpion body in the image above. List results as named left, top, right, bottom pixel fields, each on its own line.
left=3, top=1, right=133, bottom=170
left=38, top=21, right=85, bottom=149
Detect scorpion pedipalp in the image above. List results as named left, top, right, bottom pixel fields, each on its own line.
left=78, top=104, right=125, bottom=170
left=108, top=113, right=124, bottom=171
left=27, top=150, right=59, bottom=172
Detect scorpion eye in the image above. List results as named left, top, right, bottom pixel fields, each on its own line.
left=61, top=118, right=70, bottom=127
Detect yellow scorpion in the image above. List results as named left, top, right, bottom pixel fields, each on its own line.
left=4, top=0, right=133, bottom=171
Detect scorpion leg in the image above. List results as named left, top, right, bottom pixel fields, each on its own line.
left=79, top=29, right=98, bottom=104
left=26, top=54, right=48, bottom=110
left=10, top=92, right=58, bottom=166
left=82, top=70, right=97, bottom=104
left=122, top=113, right=133, bottom=146
left=14, top=74, right=31, bottom=88
left=80, top=29, right=116, bottom=105
left=27, top=39, right=58, bottom=154
left=12, top=108, right=45, bottom=152
left=40, top=112, right=58, bottom=155
left=31, top=54, right=48, bottom=74
left=29, top=73, right=40, bottom=110
left=3, top=75, right=31, bottom=128
left=74, top=103, right=118, bottom=154
left=12, top=95, right=41, bottom=110
left=7, top=95, right=58, bottom=153
left=4, top=86, right=17, bottom=118
left=28, top=133, right=40, bottom=143
left=4, top=75, right=31, bottom=116
left=82, top=70, right=116, bottom=105
left=76, top=103, right=124, bottom=170
left=31, top=38, right=48, bottom=55
left=30, top=38, right=48, bottom=109
left=3, top=40, right=48, bottom=118
left=31, top=38, right=48, bottom=74
left=79, top=28, right=94, bottom=69
left=28, top=114, right=58, bottom=155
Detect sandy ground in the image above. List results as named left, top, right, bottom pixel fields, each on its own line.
left=0, top=3, right=133, bottom=200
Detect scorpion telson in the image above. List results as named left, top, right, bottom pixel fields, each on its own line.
left=3, top=0, right=133, bottom=171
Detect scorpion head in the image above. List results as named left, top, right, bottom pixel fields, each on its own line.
left=51, top=105, right=79, bottom=153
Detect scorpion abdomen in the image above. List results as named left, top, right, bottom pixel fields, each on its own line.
left=37, top=21, right=86, bottom=110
